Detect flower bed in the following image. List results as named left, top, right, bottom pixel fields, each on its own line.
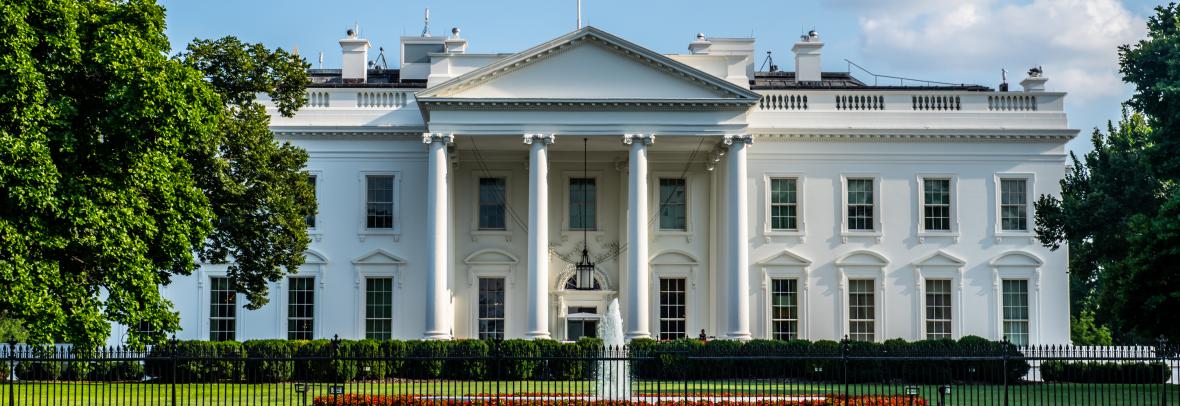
left=312, top=394, right=927, bottom=406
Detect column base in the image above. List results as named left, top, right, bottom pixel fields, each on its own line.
left=524, top=331, right=552, bottom=340
left=423, top=331, right=452, bottom=340
left=624, top=331, right=651, bottom=341
left=725, top=331, right=753, bottom=341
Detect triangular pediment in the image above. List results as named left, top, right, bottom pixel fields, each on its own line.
left=417, top=26, right=760, bottom=104
left=914, top=250, right=965, bottom=267
left=352, top=249, right=407, bottom=265
left=756, top=249, right=812, bottom=267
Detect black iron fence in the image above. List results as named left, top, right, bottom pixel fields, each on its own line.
left=1, top=337, right=1177, bottom=405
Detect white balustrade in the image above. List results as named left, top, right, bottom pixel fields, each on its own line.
left=299, top=89, right=416, bottom=109
left=756, top=90, right=1056, bottom=113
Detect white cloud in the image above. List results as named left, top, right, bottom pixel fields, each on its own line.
left=848, top=0, right=1143, bottom=102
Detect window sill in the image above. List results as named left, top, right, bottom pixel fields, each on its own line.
left=841, top=231, right=882, bottom=244
left=471, top=229, right=512, bottom=242
left=994, top=231, right=1035, bottom=243
left=308, top=231, right=324, bottom=242
left=358, top=229, right=401, bottom=242
left=763, top=230, right=806, bottom=243
left=656, top=229, right=692, bottom=243
left=917, top=231, right=959, bottom=243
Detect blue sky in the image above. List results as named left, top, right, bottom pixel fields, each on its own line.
left=160, top=0, right=1165, bottom=154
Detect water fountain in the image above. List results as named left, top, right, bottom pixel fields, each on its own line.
left=594, top=298, right=631, bottom=399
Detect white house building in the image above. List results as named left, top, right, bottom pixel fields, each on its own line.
left=140, top=25, right=1076, bottom=345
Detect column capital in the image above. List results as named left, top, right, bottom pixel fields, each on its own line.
left=522, top=133, right=555, bottom=145
left=722, top=133, right=753, bottom=146
left=422, top=133, right=454, bottom=144
left=622, top=133, right=655, bottom=145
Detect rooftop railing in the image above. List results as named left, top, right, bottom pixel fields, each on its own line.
left=755, top=90, right=1061, bottom=113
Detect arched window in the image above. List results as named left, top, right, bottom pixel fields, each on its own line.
left=564, top=275, right=601, bottom=290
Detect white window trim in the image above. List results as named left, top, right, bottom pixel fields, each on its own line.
left=561, top=170, right=604, bottom=235
left=470, top=273, right=512, bottom=340
left=306, top=170, right=323, bottom=242
left=840, top=174, right=883, bottom=243
left=991, top=255, right=1042, bottom=345
left=354, top=269, right=400, bottom=339
left=916, top=174, right=959, bottom=243
left=840, top=264, right=887, bottom=339
left=199, top=268, right=243, bottom=341
left=763, top=174, right=806, bottom=241
left=913, top=268, right=963, bottom=341
left=761, top=268, right=809, bottom=341
left=470, top=170, right=513, bottom=240
left=649, top=261, right=695, bottom=340
left=358, top=171, right=402, bottom=241
left=651, top=172, right=693, bottom=238
left=993, top=173, right=1036, bottom=242
left=282, top=275, right=319, bottom=340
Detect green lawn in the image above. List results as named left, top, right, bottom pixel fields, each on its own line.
left=4, top=381, right=1177, bottom=405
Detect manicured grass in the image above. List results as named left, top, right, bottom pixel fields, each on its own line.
left=5, top=381, right=1178, bottom=405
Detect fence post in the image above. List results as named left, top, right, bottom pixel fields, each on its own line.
left=169, top=335, right=178, bottom=406
left=1158, top=336, right=1169, bottom=406
left=1001, top=337, right=1010, bottom=406
left=7, top=338, right=15, bottom=406
left=331, top=334, right=340, bottom=406
left=841, top=335, right=850, bottom=406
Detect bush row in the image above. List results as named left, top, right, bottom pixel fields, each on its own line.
left=1040, top=360, right=1172, bottom=383
left=627, top=335, right=1029, bottom=384
left=144, top=337, right=606, bottom=383
left=311, top=394, right=927, bottom=406
left=11, top=360, right=144, bottom=382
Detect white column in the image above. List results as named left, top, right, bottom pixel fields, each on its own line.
left=623, top=133, right=654, bottom=340
left=723, top=134, right=753, bottom=340
left=524, top=133, right=554, bottom=339
left=423, top=133, right=453, bottom=339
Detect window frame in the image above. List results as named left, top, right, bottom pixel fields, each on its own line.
left=364, top=276, right=395, bottom=340
left=563, top=172, right=602, bottom=232
left=286, top=276, right=316, bottom=340
left=846, top=279, right=877, bottom=342
left=1001, top=279, right=1031, bottom=346
left=476, top=277, right=507, bottom=340
left=769, top=278, right=800, bottom=341
left=916, top=175, right=959, bottom=242
left=207, top=276, right=237, bottom=341
left=993, top=173, right=1035, bottom=239
left=924, top=279, right=954, bottom=340
left=358, top=171, right=402, bottom=238
left=840, top=174, right=883, bottom=242
left=655, top=176, right=689, bottom=232
left=763, top=174, right=806, bottom=238
left=477, top=176, right=509, bottom=231
left=657, top=277, right=688, bottom=340
left=469, top=170, right=513, bottom=239
left=305, top=171, right=322, bottom=231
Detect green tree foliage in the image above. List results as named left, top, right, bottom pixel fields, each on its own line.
left=1069, top=311, right=1112, bottom=346
left=0, top=0, right=313, bottom=347
left=1036, top=4, right=1180, bottom=343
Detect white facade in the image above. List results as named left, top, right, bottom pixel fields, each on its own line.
left=136, top=26, right=1076, bottom=345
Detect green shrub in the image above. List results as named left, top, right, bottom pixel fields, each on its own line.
left=1041, top=360, right=1172, bottom=383
left=405, top=340, right=447, bottom=379
left=145, top=341, right=243, bottom=383
left=443, top=339, right=488, bottom=380
left=493, top=339, right=537, bottom=380
left=380, top=340, right=408, bottom=378
left=353, top=340, right=389, bottom=380
left=295, top=340, right=357, bottom=382
left=89, top=361, right=145, bottom=381
left=16, top=361, right=61, bottom=380
left=243, top=340, right=296, bottom=383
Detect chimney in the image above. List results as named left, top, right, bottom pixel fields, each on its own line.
left=444, top=27, right=468, bottom=53
left=791, top=30, right=823, bottom=83
left=339, top=26, right=371, bottom=84
left=688, top=33, right=711, bottom=54
left=1020, top=66, right=1048, bottom=92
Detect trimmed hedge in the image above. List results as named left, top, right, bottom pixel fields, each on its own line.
left=139, top=336, right=1026, bottom=383
left=1041, top=360, right=1172, bottom=383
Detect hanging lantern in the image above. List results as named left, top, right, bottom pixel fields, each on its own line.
left=575, top=137, right=595, bottom=290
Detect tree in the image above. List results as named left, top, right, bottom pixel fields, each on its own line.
left=0, top=0, right=313, bottom=347
left=1036, top=3, right=1180, bottom=343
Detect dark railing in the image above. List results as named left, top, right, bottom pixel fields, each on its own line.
left=1, top=337, right=1176, bottom=405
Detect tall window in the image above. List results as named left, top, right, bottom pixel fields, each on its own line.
left=569, top=177, right=596, bottom=230
left=846, top=179, right=875, bottom=231
left=566, top=306, right=598, bottom=341
left=365, top=278, right=394, bottom=340
left=209, top=277, right=236, bottom=341
left=1002, top=279, right=1030, bottom=346
left=848, top=279, right=875, bottom=342
left=478, top=177, right=507, bottom=230
left=306, top=175, right=317, bottom=228
left=770, top=279, right=799, bottom=340
left=478, top=278, right=506, bottom=340
left=366, top=175, right=395, bottom=229
left=659, top=278, right=687, bottom=340
left=923, top=178, right=951, bottom=231
left=925, top=279, right=953, bottom=340
left=287, top=277, right=315, bottom=340
left=659, top=178, right=687, bottom=230
left=1000, top=179, right=1028, bottom=231
left=769, top=178, right=798, bottom=231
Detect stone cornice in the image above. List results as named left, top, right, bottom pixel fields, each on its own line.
left=751, top=128, right=1077, bottom=142
left=415, top=98, right=756, bottom=111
